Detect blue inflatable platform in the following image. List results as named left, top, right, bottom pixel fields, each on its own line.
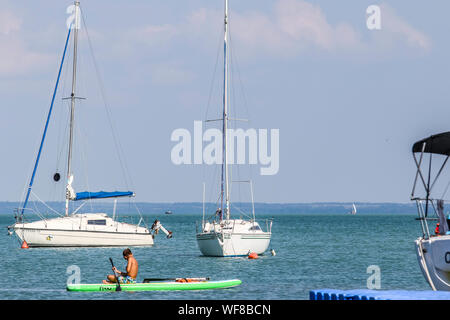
left=310, top=289, right=450, bottom=300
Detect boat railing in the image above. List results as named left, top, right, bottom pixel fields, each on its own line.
left=415, top=199, right=430, bottom=239
left=196, top=220, right=208, bottom=233
left=266, top=218, right=273, bottom=234
left=197, top=218, right=273, bottom=234
left=196, top=219, right=222, bottom=233
left=13, top=207, right=50, bottom=225
left=414, top=198, right=437, bottom=240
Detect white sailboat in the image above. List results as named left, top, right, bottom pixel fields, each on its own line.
left=8, top=2, right=170, bottom=247
left=195, top=0, right=272, bottom=257
left=349, top=203, right=357, bottom=215
left=411, top=132, right=450, bottom=290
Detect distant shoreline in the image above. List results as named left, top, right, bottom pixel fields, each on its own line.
left=0, top=201, right=418, bottom=215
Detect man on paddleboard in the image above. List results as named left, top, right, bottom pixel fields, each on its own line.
left=104, top=248, right=138, bottom=284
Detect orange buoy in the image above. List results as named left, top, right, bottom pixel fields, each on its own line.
left=21, top=240, right=29, bottom=249
left=248, top=252, right=258, bottom=259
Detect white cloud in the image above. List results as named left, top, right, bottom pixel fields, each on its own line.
left=229, top=0, right=431, bottom=57
left=273, top=0, right=360, bottom=51
left=0, top=9, right=52, bottom=76
left=150, top=62, right=196, bottom=85
left=0, top=1, right=432, bottom=78
left=121, top=0, right=431, bottom=59
left=376, top=3, right=431, bottom=51
left=135, top=24, right=179, bottom=45
left=0, top=10, right=21, bottom=35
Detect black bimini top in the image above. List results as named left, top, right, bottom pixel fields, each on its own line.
left=413, top=132, right=450, bottom=156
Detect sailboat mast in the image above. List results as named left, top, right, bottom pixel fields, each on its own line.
left=66, top=1, right=80, bottom=217
left=222, top=0, right=230, bottom=221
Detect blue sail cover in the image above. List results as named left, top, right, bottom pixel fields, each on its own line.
left=74, top=191, right=134, bottom=201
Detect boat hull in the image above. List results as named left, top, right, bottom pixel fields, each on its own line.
left=415, top=236, right=450, bottom=291
left=67, top=279, right=242, bottom=291
left=196, top=232, right=271, bottom=257
left=12, top=213, right=155, bottom=247
left=14, top=227, right=154, bottom=247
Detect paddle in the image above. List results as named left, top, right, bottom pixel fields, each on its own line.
left=109, top=257, right=122, bottom=292
left=143, top=277, right=210, bottom=283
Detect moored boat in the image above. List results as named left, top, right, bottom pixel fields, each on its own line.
left=411, top=132, right=450, bottom=290
left=195, top=0, right=272, bottom=257
left=8, top=1, right=170, bottom=247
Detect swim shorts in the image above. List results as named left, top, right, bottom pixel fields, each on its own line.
left=118, top=276, right=136, bottom=284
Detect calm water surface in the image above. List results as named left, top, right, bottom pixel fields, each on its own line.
left=0, top=213, right=429, bottom=300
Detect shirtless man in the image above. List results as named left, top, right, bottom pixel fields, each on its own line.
left=104, top=248, right=138, bottom=284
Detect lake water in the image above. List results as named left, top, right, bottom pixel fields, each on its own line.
left=0, top=212, right=429, bottom=300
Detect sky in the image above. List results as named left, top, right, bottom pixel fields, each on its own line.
left=1, top=0, right=450, bottom=204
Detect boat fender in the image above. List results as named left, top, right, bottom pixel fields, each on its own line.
left=248, top=252, right=258, bottom=259
left=21, top=240, right=29, bottom=249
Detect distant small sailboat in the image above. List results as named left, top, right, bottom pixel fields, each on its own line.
left=349, top=203, right=357, bottom=215
left=165, top=211, right=173, bottom=215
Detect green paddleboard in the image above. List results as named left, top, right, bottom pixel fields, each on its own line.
left=67, top=279, right=242, bottom=292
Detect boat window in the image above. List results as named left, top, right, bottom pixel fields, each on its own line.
left=249, top=225, right=261, bottom=231
left=87, top=219, right=107, bottom=225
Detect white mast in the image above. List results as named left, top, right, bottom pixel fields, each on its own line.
left=202, top=182, right=206, bottom=228
left=65, top=1, right=80, bottom=217
left=222, top=0, right=230, bottom=220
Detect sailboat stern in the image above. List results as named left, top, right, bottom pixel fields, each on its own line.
left=196, top=220, right=271, bottom=257
left=196, top=232, right=271, bottom=257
